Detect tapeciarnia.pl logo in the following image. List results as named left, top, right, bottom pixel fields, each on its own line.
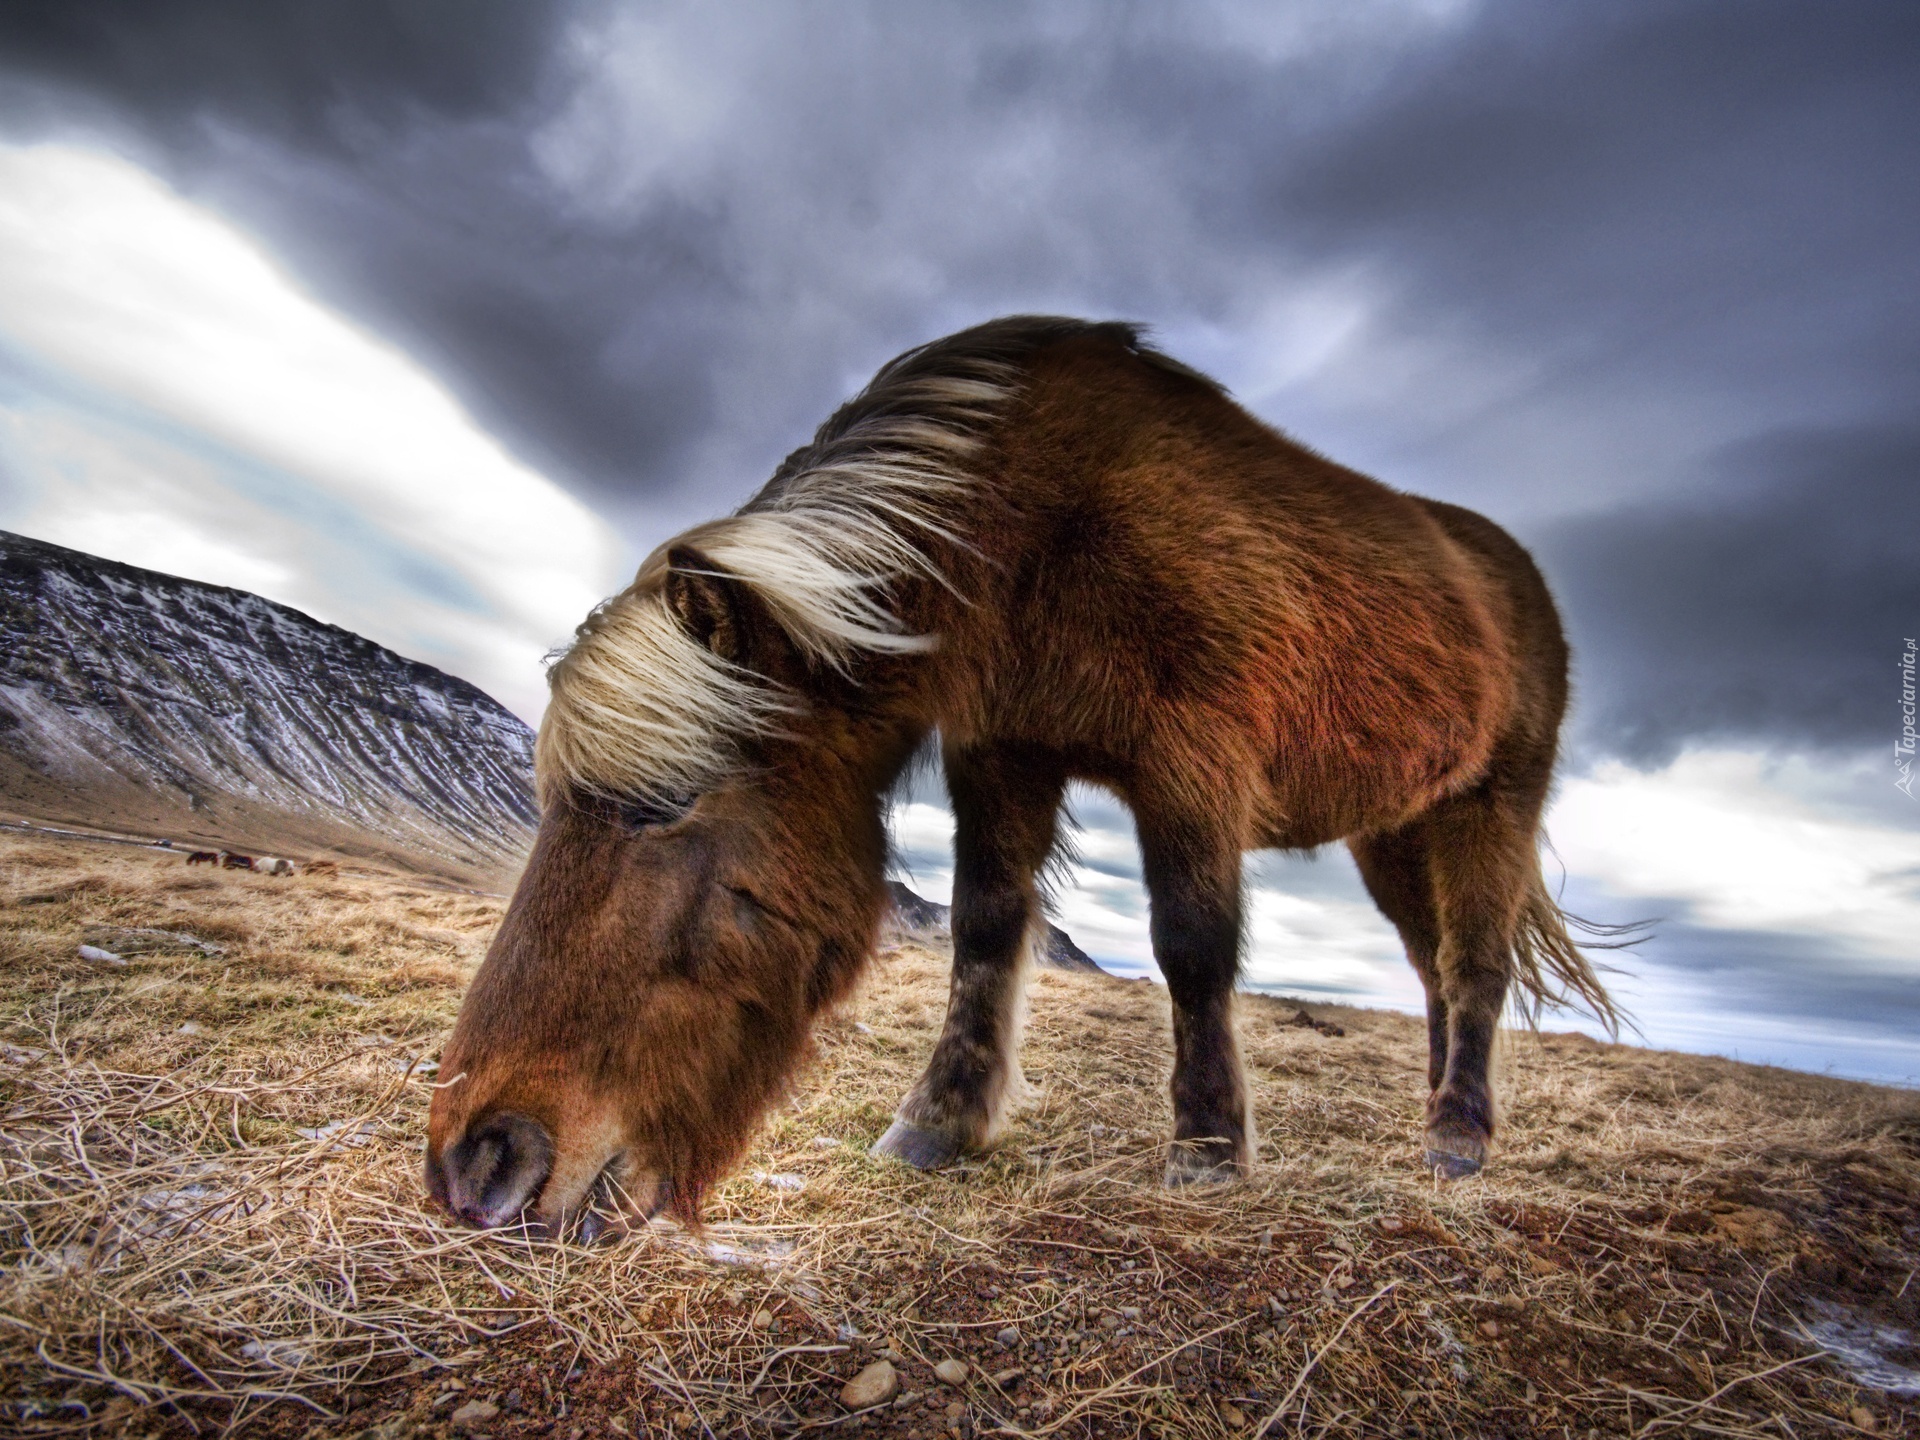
left=1899, top=638, right=1917, bottom=798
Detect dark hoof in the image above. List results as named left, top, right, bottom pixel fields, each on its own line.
left=1163, top=1140, right=1243, bottom=1189
left=871, top=1119, right=963, bottom=1171
left=1425, top=1148, right=1483, bottom=1181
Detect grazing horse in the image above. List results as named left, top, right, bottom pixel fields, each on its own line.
left=256, top=857, right=295, bottom=876
left=221, top=853, right=255, bottom=872
left=427, top=316, right=1615, bottom=1237
left=185, top=851, right=219, bottom=866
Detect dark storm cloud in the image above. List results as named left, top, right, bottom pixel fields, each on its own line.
left=0, top=0, right=1913, bottom=760
left=0, top=0, right=562, bottom=145
left=1543, top=425, right=1920, bottom=763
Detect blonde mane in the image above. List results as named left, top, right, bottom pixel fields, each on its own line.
left=538, top=319, right=1149, bottom=805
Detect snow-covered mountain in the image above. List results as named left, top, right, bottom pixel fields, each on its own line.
left=0, top=531, right=537, bottom=885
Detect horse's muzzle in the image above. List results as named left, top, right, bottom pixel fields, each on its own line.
left=425, top=1111, right=553, bottom=1230
left=426, top=1114, right=669, bottom=1241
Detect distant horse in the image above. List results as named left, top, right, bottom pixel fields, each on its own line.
left=185, top=851, right=219, bottom=866
left=256, top=857, right=295, bottom=876
left=221, top=854, right=255, bottom=872
left=427, top=317, right=1615, bottom=1237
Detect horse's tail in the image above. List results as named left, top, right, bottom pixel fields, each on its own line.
left=1508, top=866, right=1639, bottom=1038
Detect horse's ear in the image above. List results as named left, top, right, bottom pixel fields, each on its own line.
left=662, top=546, right=802, bottom=681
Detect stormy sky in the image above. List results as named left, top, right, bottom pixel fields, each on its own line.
left=0, top=2, right=1913, bottom=1081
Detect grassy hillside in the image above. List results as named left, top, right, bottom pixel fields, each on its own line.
left=2, top=830, right=1916, bottom=1438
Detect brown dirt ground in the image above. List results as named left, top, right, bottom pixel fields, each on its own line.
left=2, top=829, right=1917, bottom=1440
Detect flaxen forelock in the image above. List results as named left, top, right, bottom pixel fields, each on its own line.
left=537, top=319, right=1145, bottom=806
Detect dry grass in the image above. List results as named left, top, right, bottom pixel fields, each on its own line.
left=2, top=829, right=1917, bottom=1440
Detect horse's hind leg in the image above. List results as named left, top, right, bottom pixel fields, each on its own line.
left=872, top=744, right=1065, bottom=1170
left=1349, top=822, right=1447, bottom=1093
left=1403, top=784, right=1539, bottom=1178
left=1136, top=803, right=1250, bottom=1187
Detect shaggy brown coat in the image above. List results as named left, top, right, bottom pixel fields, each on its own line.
left=426, top=317, right=1612, bottom=1235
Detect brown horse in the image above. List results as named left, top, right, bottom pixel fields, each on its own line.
left=185, top=850, right=219, bottom=866
left=427, top=317, right=1614, bottom=1237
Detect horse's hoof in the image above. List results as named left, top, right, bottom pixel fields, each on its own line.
left=871, top=1119, right=963, bottom=1170
left=1163, top=1142, right=1242, bottom=1189
left=1425, top=1148, right=1483, bottom=1181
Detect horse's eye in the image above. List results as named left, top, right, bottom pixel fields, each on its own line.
left=616, top=792, right=696, bottom=831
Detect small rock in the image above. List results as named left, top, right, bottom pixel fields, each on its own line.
left=945, top=1401, right=967, bottom=1420
left=78, top=944, right=126, bottom=966
left=1477, top=1318, right=1502, bottom=1339
left=840, top=1359, right=900, bottom=1409
left=178, top=1021, right=205, bottom=1035
left=933, top=1358, right=969, bottom=1385
left=1121, top=1307, right=1142, bottom=1320
left=995, top=1326, right=1020, bottom=1347
left=989, top=1368, right=1022, bottom=1389
left=671, top=1411, right=697, bottom=1429
left=1220, top=1402, right=1249, bottom=1429
left=1850, top=1408, right=1877, bottom=1433
left=1483, top=1264, right=1507, bottom=1283
left=449, top=1398, right=499, bottom=1429
left=751, top=1309, right=774, bottom=1329
left=1099, top=1312, right=1123, bottom=1329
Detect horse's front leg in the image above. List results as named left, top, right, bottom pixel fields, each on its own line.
left=871, top=744, right=1065, bottom=1170
left=1138, top=806, right=1251, bottom=1186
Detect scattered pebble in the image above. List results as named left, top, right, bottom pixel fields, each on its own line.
left=177, top=1021, right=205, bottom=1035
left=1219, top=1402, right=1249, bottom=1429
left=989, top=1368, right=1022, bottom=1390
left=751, top=1309, right=774, bottom=1330
left=1099, top=1312, right=1123, bottom=1329
left=1850, top=1408, right=1877, bottom=1433
left=1478, top=1318, right=1502, bottom=1339
left=841, top=1359, right=899, bottom=1409
left=1121, top=1307, right=1142, bottom=1320
left=933, top=1358, right=968, bottom=1385
left=995, top=1326, right=1020, bottom=1347
left=78, top=944, right=126, bottom=965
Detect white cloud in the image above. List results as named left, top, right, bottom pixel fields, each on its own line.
left=1548, top=748, right=1920, bottom=959
left=0, top=143, right=624, bottom=720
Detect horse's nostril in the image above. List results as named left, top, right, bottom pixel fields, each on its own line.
left=441, top=1112, right=553, bottom=1229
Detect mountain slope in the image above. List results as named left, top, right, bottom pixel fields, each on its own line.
left=0, top=530, right=536, bottom=885
left=885, top=880, right=1109, bottom=975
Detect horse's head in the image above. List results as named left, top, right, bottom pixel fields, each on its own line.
left=425, top=542, right=912, bottom=1237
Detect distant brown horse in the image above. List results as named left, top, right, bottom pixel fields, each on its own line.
left=221, top=853, right=254, bottom=872
left=185, top=851, right=219, bottom=866
left=427, top=317, right=1615, bottom=1237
